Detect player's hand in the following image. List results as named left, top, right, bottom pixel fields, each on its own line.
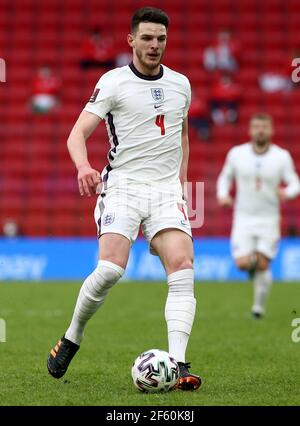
left=181, top=181, right=188, bottom=202
left=218, top=196, right=233, bottom=208
left=181, top=188, right=188, bottom=202
left=278, top=188, right=287, bottom=202
left=77, top=163, right=101, bottom=197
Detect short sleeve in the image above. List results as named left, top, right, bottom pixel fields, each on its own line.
left=281, top=150, right=300, bottom=198
left=183, top=78, right=191, bottom=118
left=216, top=148, right=236, bottom=199
left=282, top=151, right=297, bottom=183
left=83, top=72, right=117, bottom=119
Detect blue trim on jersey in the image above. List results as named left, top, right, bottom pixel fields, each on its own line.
left=102, top=112, right=118, bottom=190
left=102, top=164, right=112, bottom=190
left=129, top=61, right=163, bottom=81
left=107, top=112, right=119, bottom=162
left=97, top=199, right=105, bottom=239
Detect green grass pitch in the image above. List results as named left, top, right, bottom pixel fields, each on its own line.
left=1, top=281, right=300, bottom=406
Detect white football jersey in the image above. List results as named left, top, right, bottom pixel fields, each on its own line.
left=84, top=62, right=191, bottom=187
left=217, top=142, right=300, bottom=228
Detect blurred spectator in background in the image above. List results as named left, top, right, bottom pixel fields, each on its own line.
left=259, top=71, right=292, bottom=93
left=2, top=219, right=21, bottom=238
left=116, top=52, right=133, bottom=67
left=31, top=66, right=61, bottom=114
left=210, top=75, right=241, bottom=125
left=80, top=28, right=115, bottom=69
left=189, top=92, right=211, bottom=141
left=203, top=30, right=240, bottom=73
left=259, top=49, right=297, bottom=94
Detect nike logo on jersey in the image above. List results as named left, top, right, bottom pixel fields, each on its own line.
left=180, top=220, right=189, bottom=227
left=154, top=104, right=164, bottom=109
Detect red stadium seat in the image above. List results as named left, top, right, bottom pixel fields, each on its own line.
left=1, top=0, right=300, bottom=237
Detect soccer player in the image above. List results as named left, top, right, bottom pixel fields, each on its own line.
left=47, top=7, right=201, bottom=390
left=217, top=113, right=300, bottom=318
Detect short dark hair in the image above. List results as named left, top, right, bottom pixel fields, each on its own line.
left=250, top=112, right=273, bottom=123
left=131, top=7, right=169, bottom=33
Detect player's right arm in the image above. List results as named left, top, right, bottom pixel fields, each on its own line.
left=278, top=151, right=300, bottom=201
left=216, top=149, right=235, bottom=207
left=68, top=70, right=117, bottom=197
left=67, top=111, right=102, bottom=197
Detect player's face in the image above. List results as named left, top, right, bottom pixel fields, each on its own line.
left=128, top=22, right=167, bottom=72
left=249, top=119, right=273, bottom=146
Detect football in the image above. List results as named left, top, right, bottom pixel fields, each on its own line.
left=131, top=349, right=179, bottom=393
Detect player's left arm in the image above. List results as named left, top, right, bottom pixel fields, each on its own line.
left=279, top=152, right=300, bottom=201
left=180, top=117, right=189, bottom=200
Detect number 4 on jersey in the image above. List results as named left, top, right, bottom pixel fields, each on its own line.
left=155, top=114, right=165, bottom=135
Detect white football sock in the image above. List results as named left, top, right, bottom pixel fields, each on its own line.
left=65, top=260, right=124, bottom=345
left=252, top=269, right=272, bottom=315
left=165, top=269, right=196, bottom=363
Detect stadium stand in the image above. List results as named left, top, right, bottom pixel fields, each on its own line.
left=1, top=0, right=300, bottom=237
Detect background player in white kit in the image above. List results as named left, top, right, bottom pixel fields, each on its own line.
left=217, top=113, right=300, bottom=318
left=47, top=7, right=201, bottom=390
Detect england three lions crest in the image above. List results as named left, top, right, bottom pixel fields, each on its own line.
left=102, top=213, right=115, bottom=226
left=151, top=88, right=164, bottom=101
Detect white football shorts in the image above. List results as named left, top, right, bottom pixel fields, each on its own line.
left=231, top=223, right=280, bottom=260
left=94, top=179, right=192, bottom=255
